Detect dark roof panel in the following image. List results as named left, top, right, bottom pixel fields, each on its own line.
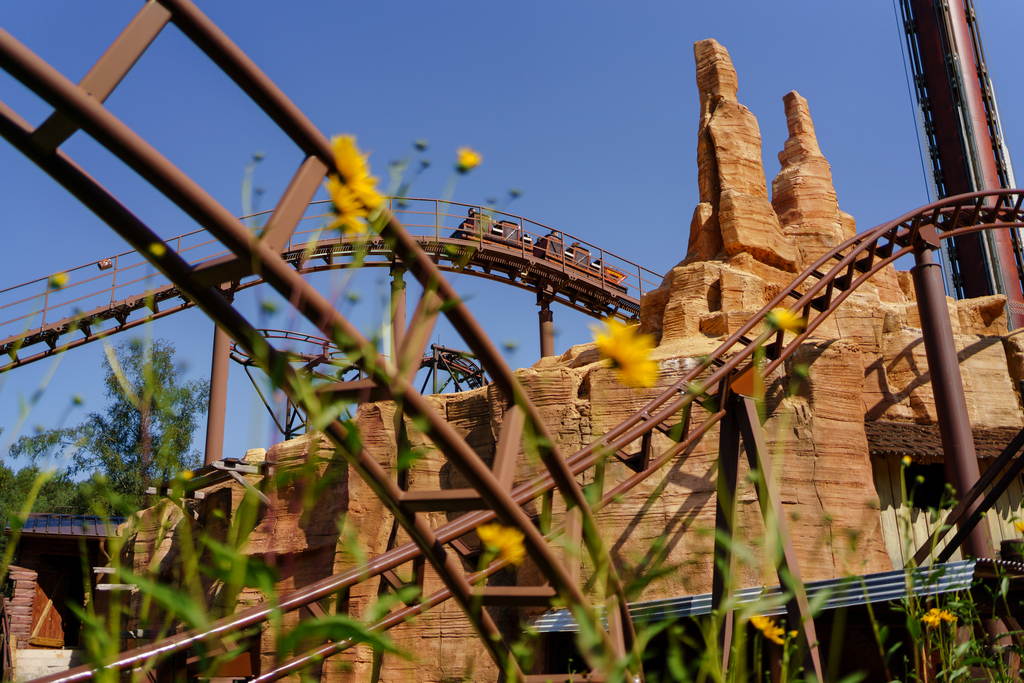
left=7, top=513, right=124, bottom=537
left=865, top=421, right=1022, bottom=459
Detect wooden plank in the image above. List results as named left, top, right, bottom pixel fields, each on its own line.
left=873, top=456, right=904, bottom=568
left=910, top=507, right=931, bottom=561
left=994, top=460, right=1023, bottom=543
left=28, top=636, right=64, bottom=648
left=930, top=508, right=949, bottom=559
left=941, top=508, right=963, bottom=562
left=1006, top=471, right=1024, bottom=533
left=29, top=599, right=54, bottom=639
left=886, top=454, right=913, bottom=564
left=978, top=460, right=1007, bottom=546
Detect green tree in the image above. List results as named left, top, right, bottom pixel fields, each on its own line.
left=9, top=339, right=210, bottom=513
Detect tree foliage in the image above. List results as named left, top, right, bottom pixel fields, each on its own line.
left=9, top=339, right=210, bottom=513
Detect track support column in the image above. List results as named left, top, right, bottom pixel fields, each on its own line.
left=538, top=299, right=554, bottom=358
left=713, top=390, right=740, bottom=671
left=713, top=389, right=825, bottom=681
left=912, top=236, right=992, bottom=560
left=391, top=265, right=406, bottom=361
left=204, top=322, right=230, bottom=466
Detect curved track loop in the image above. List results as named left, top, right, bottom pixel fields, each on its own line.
left=0, top=196, right=659, bottom=374
left=0, top=3, right=638, bottom=680
left=2, top=3, right=1024, bottom=680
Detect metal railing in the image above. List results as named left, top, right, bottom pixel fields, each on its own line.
left=0, top=197, right=662, bottom=357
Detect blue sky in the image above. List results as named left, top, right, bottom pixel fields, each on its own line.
left=1, top=1, right=1022, bottom=466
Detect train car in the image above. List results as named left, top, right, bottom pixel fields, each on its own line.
left=589, top=259, right=628, bottom=287
left=533, top=231, right=564, bottom=261
left=452, top=209, right=533, bottom=249
left=564, top=242, right=592, bottom=269
left=535, top=234, right=627, bottom=292
left=487, top=219, right=533, bottom=248
left=451, top=207, right=489, bottom=241
left=455, top=212, right=627, bottom=293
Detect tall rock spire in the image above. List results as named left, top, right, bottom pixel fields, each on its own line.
left=686, top=40, right=797, bottom=272
left=772, top=91, right=852, bottom=262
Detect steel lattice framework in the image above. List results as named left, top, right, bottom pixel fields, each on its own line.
left=2, top=3, right=1024, bottom=681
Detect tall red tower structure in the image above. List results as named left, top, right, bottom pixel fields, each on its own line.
left=898, top=0, right=1024, bottom=328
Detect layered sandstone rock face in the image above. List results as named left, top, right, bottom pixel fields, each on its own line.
left=121, top=38, right=1024, bottom=683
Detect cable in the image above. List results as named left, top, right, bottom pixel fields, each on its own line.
left=893, top=0, right=933, bottom=203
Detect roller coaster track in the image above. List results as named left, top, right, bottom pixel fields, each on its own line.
left=0, top=196, right=660, bottom=373
left=229, top=330, right=490, bottom=438
left=1, top=3, right=1023, bottom=681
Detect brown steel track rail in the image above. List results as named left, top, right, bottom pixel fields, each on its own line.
left=0, top=196, right=658, bottom=374
left=1, top=2, right=1022, bottom=680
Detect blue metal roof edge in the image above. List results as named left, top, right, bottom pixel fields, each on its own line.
left=531, top=561, right=977, bottom=633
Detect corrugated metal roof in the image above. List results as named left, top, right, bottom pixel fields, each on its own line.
left=531, top=561, right=977, bottom=633
left=865, top=421, right=1021, bottom=459
left=7, top=513, right=124, bottom=537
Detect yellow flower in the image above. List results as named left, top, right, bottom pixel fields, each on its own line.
left=330, top=135, right=382, bottom=209
left=788, top=630, right=798, bottom=639
left=766, top=308, right=806, bottom=334
left=921, top=607, right=954, bottom=627
left=148, top=242, right=167, bottom=258
left=49, top=272, right=69, bottom=290
left=902, top=455, right=912, bottom=467
left=180, top=470, right=194, bottom=481
left=1014, top=520, right=1024, bottom=534
left=592, top=318, right=658, bottom=388
left=325, top=176, right=370, bottom=235
left=750, top=615, right=785, bottom=645
left=477, top=523, right=526, bottom=566
left=324, top=135, right=382, bottom=236
left=456, top=147, right=482, bottom=173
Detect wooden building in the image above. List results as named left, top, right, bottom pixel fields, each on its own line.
left=3, top=514, right=122, bottom=681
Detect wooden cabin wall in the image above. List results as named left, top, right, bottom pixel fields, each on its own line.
left=872, top=454, right=1024, bottom=568
left=3, top=538, right=105, bottom=649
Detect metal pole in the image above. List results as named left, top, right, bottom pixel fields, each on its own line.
left=912, top=242, right=992, bottom=559
left=391, top=266, right=406, bottom=362
left=712, top=398, right=740, bottom=672
left=204, top=322, right=230, bottom=465
left=538, top=300, right=554, bottom=358
left=432, top=346, right=439, bottom=395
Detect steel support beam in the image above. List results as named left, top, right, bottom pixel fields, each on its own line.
left=912, top=241, right=1011, bottom=650
left=735, top=396, right=824, bottom=682
left=911, top=244, right=992, bottom=559
left=712, top=394, right=824, bottom=682
left=539, top=300, right=554, bottom=358
left=204, top=322, right=230, bottom=466
left=712, top=398, right=740, bottom=672
left=391, top=265, right=406, bottom=361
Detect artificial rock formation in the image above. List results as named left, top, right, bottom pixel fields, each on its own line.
left=688, top=41, right=797, bottom=272
left=772, top=91, right=852, bottom=263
